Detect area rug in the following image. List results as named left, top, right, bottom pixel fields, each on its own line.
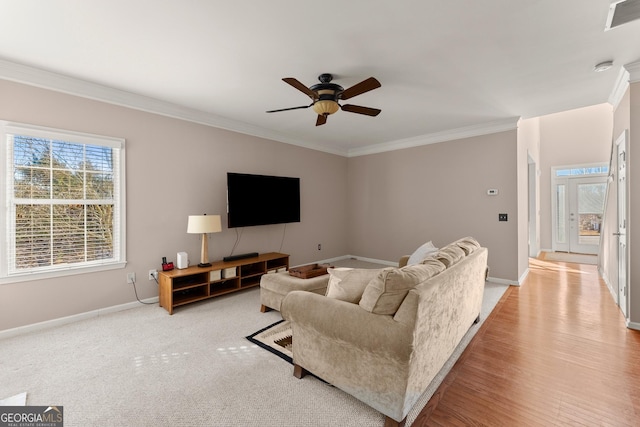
left=246, top=319, right=292, bottom=363
left=542, top=251, right=597, bottom=265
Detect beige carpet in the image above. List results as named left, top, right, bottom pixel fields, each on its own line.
left=542, top=251, right=598, bottom=265
left=0, top=260, right=508, bottom=426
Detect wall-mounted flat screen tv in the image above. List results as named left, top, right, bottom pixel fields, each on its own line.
left=227, top=172, right=301, bottom=228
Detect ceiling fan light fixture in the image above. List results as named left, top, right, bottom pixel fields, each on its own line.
left=269, top=74, right=382, bottom=125
left=312, top=99, right=340, bottom=115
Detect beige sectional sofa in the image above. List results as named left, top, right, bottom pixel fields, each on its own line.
left=281, top=237, right=487, bottom=426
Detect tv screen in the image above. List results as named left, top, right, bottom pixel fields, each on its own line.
left=227, top=172, right=301, bottom=228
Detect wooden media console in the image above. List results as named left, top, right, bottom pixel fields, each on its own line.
left=158, top=252, right=289, bottom=314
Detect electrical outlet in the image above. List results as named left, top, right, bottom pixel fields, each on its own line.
left=317, top=244, right=322, bottom=250
left=127, top=272, right=136, bottom=284
left=148, top=269, right=158, bottom=281
left=499, top=213, right=508, bottom=222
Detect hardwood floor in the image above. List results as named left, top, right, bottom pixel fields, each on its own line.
left=412, top=257, right=640, bottom=426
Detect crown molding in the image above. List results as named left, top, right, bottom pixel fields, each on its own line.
left=626, top=60, right=640, bottom=83
left=609, top=66, right=630, bottom=109
left=0, top=59, right=519, bottom=158
left=608, top=60, right=640, bottom=110
left=0, top=59, right=349, bottom=157
left=347, top=117, right=520, bottom=157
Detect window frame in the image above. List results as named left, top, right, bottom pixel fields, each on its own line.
left=0, top=121, right=126, bottom=284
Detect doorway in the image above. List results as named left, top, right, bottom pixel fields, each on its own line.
left=551, top=164, right=608, bottom=255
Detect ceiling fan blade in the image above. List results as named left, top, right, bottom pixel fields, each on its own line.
left=266, top=104, right=312, bottom=113
left=282, top=77, right=317, bottom=99
left=340, top=77, right=381, bottom=100
left=341, top=104, right=381, bottom=116
left=316, top=115, right=327, bottom=126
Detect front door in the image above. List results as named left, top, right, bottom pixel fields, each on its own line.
left=552, top=165, right=608, bottom=254
left=568, top=177, right=607, bottom=254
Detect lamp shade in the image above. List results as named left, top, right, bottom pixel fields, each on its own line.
left=187, top=215, right=222, bottom=234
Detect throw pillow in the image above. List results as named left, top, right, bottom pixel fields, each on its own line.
left=359, top=261, right=446, bottom=315
left=407, top=240, right=438, bottom=265
left=325, top=268, right=383, bottom=303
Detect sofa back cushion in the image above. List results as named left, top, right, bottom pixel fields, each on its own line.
left=359, top=259, right=446, bottom=315
left=427, top=244, right=465, bottom=268
left=452, top=236, right=481, bottom=255
left=325, top=267, right=384, bottom=303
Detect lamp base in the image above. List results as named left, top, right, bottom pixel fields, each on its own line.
left=197, top=262, right=212, bottom=268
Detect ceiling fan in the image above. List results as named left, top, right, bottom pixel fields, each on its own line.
left=266, top=73, right=381, bottom=126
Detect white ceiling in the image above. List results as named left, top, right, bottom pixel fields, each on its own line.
left=1, top=1, right=639, bottom=156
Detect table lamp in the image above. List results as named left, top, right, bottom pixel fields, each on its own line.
left=187, top=214, right=222, bottom=267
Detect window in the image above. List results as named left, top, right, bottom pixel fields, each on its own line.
left=1, top=122, right=126, bottom=283
left=555, top=165, right=609, bottom=177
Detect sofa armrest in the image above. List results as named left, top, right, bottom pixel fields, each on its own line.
left=281, top=291, right=413, bottom=360
left=398, top=255, right=410, bottom=267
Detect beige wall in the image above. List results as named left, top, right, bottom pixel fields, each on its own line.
left=538, top=104, right=614, bottom=250
left=0, top=80, right=349, bottom=331
left=346, top=130, right=519, bottom=281
left=517, top=117, right=541, bottom=277
left=3, top=76, right=614, bottom=332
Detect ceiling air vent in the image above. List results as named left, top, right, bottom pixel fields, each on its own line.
left=606, top=0, right=640, bottom=30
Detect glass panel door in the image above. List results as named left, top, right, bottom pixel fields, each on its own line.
left=551, top=164, right=608, bottom=255
left=569, top=177, right=606, bottom=254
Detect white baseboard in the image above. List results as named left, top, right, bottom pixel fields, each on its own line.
left=518, top=267, right=530, bottom=285
left=3, top=252, right=518, bottom=339
left=599, top=268, right=618, bottom=304
left=310, top=254, right=397, bottom=267
left=626, top=320, right=640, bottom=331
left=486, top=270, right=526, bottom=286
left=487, top=276, right=518, bottom=286
left=599, top=269, right=633, bottom=328
left=0, top=296, right=158, bottom=340
left=301, top=254, right=350, bottom=266
left=321, top=254, right=516, bottom=284
left=342, top=255, right=398, bottom=266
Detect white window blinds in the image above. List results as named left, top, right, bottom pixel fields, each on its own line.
left=2, top=122, right=126, bottom=281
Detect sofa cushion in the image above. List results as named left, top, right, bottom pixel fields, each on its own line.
left=453, top=236, right=481, bottom=255
left=406, top=240, right=438, bottom=265
left=420, top=256, right=449, bottom=270
left=428, top=245, right=465, bottom=268
left=359, top=261, right=446, bottom=315
left=325, top=267, right=383, bottom=303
